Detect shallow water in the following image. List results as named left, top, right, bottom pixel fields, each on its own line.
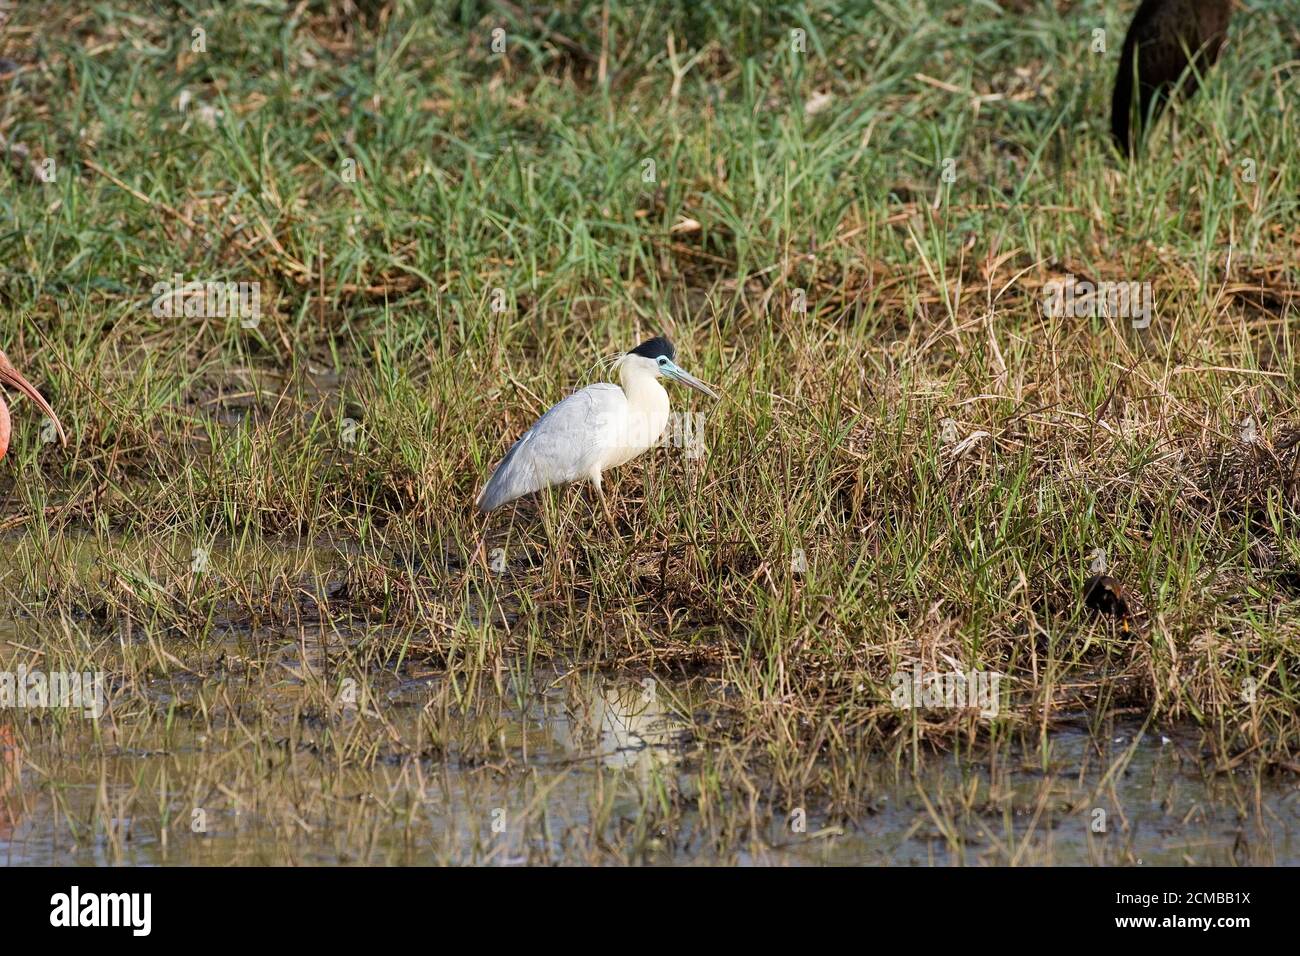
left=0, top=537, right=1297, bottom=865
left=2, top=658, right=1297, bottom=864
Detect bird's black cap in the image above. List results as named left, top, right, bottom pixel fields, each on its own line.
left=629, top=336, right=674, bottom=361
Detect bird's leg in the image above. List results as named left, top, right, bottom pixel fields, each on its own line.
left=470, top=535, right=487, bottom=569
left=469, top=514, right=493, bottom=574
left=537, top=493, right=562, bottom=589
left=592, top=473, right=617, bottom=531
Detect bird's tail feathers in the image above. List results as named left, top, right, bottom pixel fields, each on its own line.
left=476, top=438, right=535, bottom=512
left=476, top=469, right=511, bottom=512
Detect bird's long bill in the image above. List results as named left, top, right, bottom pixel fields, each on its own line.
left=662, top=360, right=719, bottom=400
left=0, top=356, right=66, bottom=446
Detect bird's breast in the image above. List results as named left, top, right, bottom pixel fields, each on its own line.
left=597, top=393, right=669, bottom=470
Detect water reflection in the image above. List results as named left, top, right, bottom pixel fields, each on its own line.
left=550, top=678, right=687, bottom=774
left=0, top=636, right=1295, bottom=865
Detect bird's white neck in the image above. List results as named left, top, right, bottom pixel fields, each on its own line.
left=620, top=359, right=667, bottom=403
left=616, top=359, right=670, bottom=455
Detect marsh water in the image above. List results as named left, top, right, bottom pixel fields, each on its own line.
left=1, top=538, right=1298, bottom=865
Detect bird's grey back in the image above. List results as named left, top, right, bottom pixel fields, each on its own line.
left=477, top=383, right=625, bottom=511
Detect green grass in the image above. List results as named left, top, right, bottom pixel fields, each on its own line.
left=0, top=0, right=1299, bottom=863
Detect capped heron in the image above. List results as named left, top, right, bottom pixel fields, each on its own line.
left=476, top=336, right=718, bottom=519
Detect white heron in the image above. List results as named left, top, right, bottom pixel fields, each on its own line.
left=476, top=336, right=718, bottom=519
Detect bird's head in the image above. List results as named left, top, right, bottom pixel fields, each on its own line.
left=620, top=336, right=719, bottom=399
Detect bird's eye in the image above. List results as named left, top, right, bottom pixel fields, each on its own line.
left=657, top=357, right=668, bottom=366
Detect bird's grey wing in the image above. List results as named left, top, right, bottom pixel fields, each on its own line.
left=477, top=384, right=624, bottom=511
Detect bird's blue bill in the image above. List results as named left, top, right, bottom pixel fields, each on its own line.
left=660, top=359, right=719, bottom=399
